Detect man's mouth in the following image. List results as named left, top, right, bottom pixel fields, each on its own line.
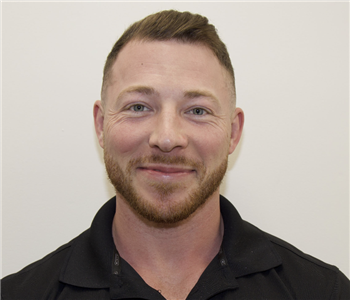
left=137, top=164, right=195, bottom=179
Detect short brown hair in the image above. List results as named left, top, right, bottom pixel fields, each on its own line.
left=101, top=10, right=235, bottom=103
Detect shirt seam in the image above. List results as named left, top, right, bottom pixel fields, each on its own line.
left=269, top=238, right=339, bottom=274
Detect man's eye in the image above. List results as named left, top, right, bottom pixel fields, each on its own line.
left=191, top=108, right=206, bottom=115
left=131, top=104, right=147, bottom=112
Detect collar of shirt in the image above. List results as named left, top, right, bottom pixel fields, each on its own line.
left=58, top=195, right=282, bottom=298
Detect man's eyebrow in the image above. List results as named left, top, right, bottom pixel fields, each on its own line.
left=184, top=90, right=219, bottom=105
left=117, top=86, right=156, bottom=101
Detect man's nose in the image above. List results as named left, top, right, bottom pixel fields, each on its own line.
left=148, top=111, right=188, bottom=152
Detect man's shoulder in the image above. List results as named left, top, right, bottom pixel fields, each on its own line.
left=249, top=222, right=350, bottom=298
left=265, top=229, right=339, bottom=272
left=1, top=230, right=88, bottom=300
left=3, top=241, right=72, bottom=279
left=221, top=196, right=347, bottom=278
left=261, top=227, right=343, bottom=278
left=220, top=196, right=349, bottom=298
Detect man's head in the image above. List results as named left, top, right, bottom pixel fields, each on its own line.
left=101, top=10, right=236, bottom=107
left=94, top=10, right=244, bottom=224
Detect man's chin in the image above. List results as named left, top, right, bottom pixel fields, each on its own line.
left=136, top=181, right=186, bottom=201
left=130, top=200, right=203, bottom=225
left=118, top=188, right=202, bottom=224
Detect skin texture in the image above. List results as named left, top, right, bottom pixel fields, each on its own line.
left=93, top=40, right=244, bottom=300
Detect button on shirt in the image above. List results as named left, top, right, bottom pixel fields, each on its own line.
left=2, top=196, right=350, bottom=299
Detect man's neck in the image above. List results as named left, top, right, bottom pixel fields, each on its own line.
left=112, top=193, right=223, bottom=300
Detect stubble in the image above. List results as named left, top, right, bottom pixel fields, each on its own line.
left=104, top=151, right=228, bottom=224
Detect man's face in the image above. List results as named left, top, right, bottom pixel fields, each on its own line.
left=94, top=40, right=243, bottom=224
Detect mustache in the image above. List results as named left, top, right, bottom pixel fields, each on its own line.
left=127, top=154, right=204, bottom=170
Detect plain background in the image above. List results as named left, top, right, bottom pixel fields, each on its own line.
left=2, top=2, right=349, bottom=278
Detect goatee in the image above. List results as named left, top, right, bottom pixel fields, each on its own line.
left=104, top=151, right=228, bottom=224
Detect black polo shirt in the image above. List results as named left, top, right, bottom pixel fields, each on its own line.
left=2, top=196, right=350, bottom=299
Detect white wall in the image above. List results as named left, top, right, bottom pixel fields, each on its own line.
left=2, top=2, right=349, bottom=278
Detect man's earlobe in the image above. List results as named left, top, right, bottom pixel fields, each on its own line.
left=93, top=100, right=105, bottom=148
left=229, top=108, right=244, bottom=154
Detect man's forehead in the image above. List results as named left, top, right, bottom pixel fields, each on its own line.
left=110, top=39, right=231, bottom=86
left=103, top=39, right=234, bottom=108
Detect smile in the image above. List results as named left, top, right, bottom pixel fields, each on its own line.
left=137, top=165, right=195, bottom=179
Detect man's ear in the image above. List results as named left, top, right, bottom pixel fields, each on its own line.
left=93, top=100, right=105, bottom=148
left=229, top=108, right=244, bottom=154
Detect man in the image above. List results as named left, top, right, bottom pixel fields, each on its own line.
left=2, top=10, right=349, bottom=300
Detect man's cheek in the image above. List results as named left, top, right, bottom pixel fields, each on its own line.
left=107, top=129, right=146, bottom=155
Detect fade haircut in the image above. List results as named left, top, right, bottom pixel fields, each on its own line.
left=101, top=10, right=236, bottom=104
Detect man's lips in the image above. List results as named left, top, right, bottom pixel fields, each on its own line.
left=137, top=164, right=195, bottom=178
